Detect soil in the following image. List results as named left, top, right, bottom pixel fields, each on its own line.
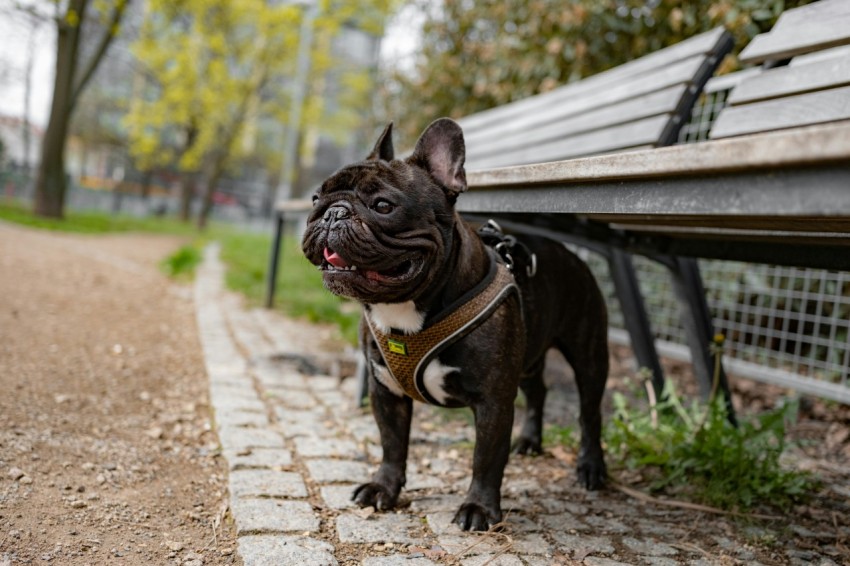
left=0, top=223, right=239, bottom=565
left=2, top=220, right=849, bottom=565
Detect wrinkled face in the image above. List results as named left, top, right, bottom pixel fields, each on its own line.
left=301, top=159, right=455, bottom=304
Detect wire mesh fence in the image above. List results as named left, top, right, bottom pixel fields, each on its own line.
left=579, top=71, right=850, bottom=404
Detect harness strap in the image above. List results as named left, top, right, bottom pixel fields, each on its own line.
left=365, top=260, right=518, bottom=405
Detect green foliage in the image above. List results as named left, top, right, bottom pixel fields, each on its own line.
left=604, top=383, right=814, bottom=511
left=126, top=0, right=396, bottom=179
left=217, top=232, right=361, bottom=345
left=161, top=244, right=202, bottom=280
left=383, top=0, right=814, bottom=145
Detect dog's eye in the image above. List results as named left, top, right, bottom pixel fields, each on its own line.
left=311, top=194, right=319, bottom=206
left=372, top=199, right=394, bottom=214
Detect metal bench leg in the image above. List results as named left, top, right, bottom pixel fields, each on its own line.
left=608, top=248, right=666, bottom=396
left=666, top=256, right=737, bottom=424
left=265, top=212, right=285, bottom=309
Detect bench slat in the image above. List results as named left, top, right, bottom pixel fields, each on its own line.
left=459, top=27, right=729, bottom=133
left=467, top=114, right=671, bottom=170
left=465, top=85, right=687, bottom=163
left=465, top=122, right=850, bottom=187
left=728, top=52, right=850, bottom=105
left=739, top=0, right=850, bottom=64
left=711, top=85, right=850, bottom=139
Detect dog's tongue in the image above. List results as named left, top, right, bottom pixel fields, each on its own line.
left=323, top=247, right=349, bottom=268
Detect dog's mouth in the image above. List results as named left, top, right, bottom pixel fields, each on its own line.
left=321, top=247, right=417, bottom=283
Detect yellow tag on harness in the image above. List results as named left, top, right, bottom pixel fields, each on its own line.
left=387, top=339, right=408, bottom=355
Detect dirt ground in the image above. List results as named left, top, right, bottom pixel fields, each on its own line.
left=0, top=223, right=240, bottom=565
left=2, top=220, right=849, bottom=565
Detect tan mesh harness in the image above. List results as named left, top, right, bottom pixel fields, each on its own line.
left=365, top=255, right=519, bottom=405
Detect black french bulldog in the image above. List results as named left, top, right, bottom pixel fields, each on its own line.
left=302, top=118, right=609, bottom=531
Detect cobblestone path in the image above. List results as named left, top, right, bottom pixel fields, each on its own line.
left=195, top=244, right=846, bottom=566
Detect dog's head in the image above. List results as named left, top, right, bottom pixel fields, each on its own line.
left=302, top=118, right=467, bottom=304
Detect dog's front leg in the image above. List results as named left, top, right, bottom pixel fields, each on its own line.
left=454, top=397, right=514, bottom=531
left=352, top=372, right=412, bottom=511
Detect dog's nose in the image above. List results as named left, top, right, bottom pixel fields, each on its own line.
left=323, top=205, right=350, bottom=222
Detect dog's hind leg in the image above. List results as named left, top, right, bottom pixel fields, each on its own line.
left=556, top=329, right=609, bottom=490
left=512, top=357, right=547, bottom=455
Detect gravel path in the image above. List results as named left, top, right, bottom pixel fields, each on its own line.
left=0, top=223, right=239, bottom=564
left=195, top=243, right=850, bottom=565
left=2, top=222, right=848, bottom=565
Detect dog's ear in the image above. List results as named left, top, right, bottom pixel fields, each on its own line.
left=366, top=123, right=394, bottom=161
left=409, top=118, right=467, bottom=201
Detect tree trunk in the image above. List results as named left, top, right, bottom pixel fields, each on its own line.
left=140, top=170, right=153, bottom=200
left=179, top=174, right=195, bottom=222
left=34, top=0, right=86, bottom=218
left=197, top=162, right=225, bottom=231
left=33, top=0, right=127, bottom=219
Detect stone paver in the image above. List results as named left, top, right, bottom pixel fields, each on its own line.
left=336, top=513, right=421, bottom=544
left=224, top=447, right=293, bottom=470
left=361, top=558, right=438, bottom=566
left=230, top=498, right=320, bottom=534
left=320, top=484, right=359, bottom=510
left=193, top=245, right=847, bottom=566
left=294, top=436, right=361, bottom=458
left=218, top=425, right=285, bottom=450
left=229, top=469, right=308, bottom=498
left=305, top=458, right=370, bottom=483
left=237, top=535, right=337, bottom=566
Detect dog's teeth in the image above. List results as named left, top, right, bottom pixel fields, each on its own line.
left=351, top=265, right=357, bottom=271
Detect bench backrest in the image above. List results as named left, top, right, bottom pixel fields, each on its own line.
left=711, top=0, right=850, bottom=139
left=459, top=27, right=732, bottom=171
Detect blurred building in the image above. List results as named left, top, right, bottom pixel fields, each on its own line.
left=0, top=114, right=42, bottom=169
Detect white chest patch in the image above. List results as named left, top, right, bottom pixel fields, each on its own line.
left=372, top=361, right=405, bottom=397
left=369, top=301, right=424, bottom=335
left=422, top=358, right=458, bottom=405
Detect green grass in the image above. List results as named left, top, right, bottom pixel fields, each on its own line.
left=0, top=201, right=198, bottom=235
left=218, top=231, right=361, bottom=344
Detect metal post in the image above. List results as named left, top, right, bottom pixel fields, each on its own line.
left=265, top=212, right=285, bottom=309
left=666, top=256, right=737, bottom=424
left=608, top=248, right=666, bottom=396
left=274, top=1, right=318, bottom=203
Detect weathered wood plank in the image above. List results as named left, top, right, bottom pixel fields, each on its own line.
left=465, top=85, right=686, bottom=160
left=466, top=114, right=670, bottom=170
left=459, top=28, right=729, bottom=133
left=711, top=86, right=850, bottom=139
left=728, top=55, right=850, bottom=105
left=464, top=122, right=850, bottom=188
left=460, top=56, right=704, bottom=137
left=459, top=166, right=850, bottom=233
left=739, top=16, right=850, bottom=64
left=772, top=0, right=850, bottom=27
left=790, top=44, right=850, bottom=67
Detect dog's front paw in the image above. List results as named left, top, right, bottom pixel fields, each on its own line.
left=512, top=436, right=543, bottom=455
left=352, top=482, right=399, bottom=511
left=577, top=453, right=607, bottom=491
left=453, top=502, right=501, bottom=532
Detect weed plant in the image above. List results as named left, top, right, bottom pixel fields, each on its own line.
left=160, top=244, right=202, bottom=280
left=603, top=381, right=813, bottom=511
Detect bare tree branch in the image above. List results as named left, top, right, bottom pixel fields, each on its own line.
left=70, top=0, right=130, bottom=109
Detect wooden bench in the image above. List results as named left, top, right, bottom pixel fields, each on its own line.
left=456, top=27, right=734, bottom=400
left=458, top=0, right=850, bottom=404
left=266, top=27, right=733, bottom=399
